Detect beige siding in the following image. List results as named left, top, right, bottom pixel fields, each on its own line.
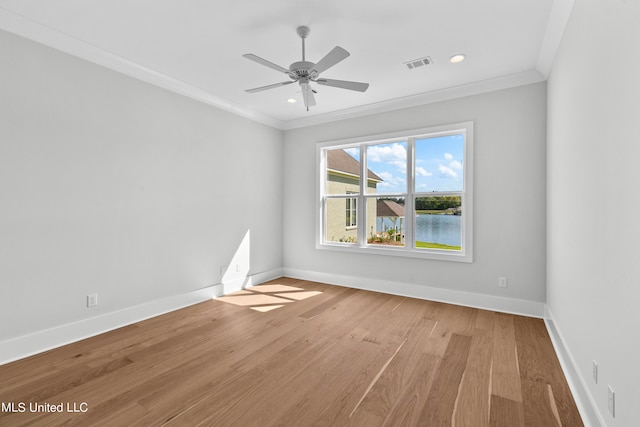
left=325, top=172, right=377, bottom=243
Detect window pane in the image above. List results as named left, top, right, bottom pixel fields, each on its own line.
left=366, top=142, right=407, bottom=194
left=415, top=135, right=464, bottom=192
left=325, top=148, right=361, bottom=195
left=325, top=197, right=358, bottom=244
left=415, top=196, right=462, bottom=250
left=367, top=197, right=406, bottom=247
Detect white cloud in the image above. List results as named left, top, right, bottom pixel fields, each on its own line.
left=366, top=143, right=408, bottom=176
left=367, top=143, right=406, bottom=162
left=444, top=153, right=454, bottom=160
left=439, top=164, right=457, bottom=178
left=378, top=171, right=394, bottom=181
left=449, top=160, right=463, bottom=170
left=416, top=166, right=432, bottom=177
left=376, top=171, right=406, bottom=192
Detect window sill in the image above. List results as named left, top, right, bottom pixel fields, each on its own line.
left=317, top=242, right=472, bottom=263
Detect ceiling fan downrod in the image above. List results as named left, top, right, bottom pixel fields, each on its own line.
left=297, top=26, right=310, bottom=61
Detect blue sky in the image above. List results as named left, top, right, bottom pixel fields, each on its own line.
left=345, top=134, right=464, bottom=194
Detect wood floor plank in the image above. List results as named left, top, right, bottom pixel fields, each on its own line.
left=378, top=354, right=441, bottom=427
left=489, top=394, right=525, bottom=427
left=423, top=302, right=477, bottom=356
left=348, top=314, right=439, bottom=425
left=0, top=278, right=583, bottom=427
left=453, top=329, right=494, bottom=427
left=474, top=309, right=496, bottom=331
left=520, top=379, right=563, bottom=426
left=418, top=333, right=473, bottom=425
left=513, top=316, right=584, bottom=427
left=298, top=286, right=359, bottom=319
left=491, top=313, right=523, bottom=402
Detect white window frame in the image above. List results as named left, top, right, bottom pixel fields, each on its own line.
left=316, top=122, right=473, bottom=263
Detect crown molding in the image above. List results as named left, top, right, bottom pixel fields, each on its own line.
left=281, top=70, right=546, bottom=130
left=536, top=0, right=576, bottom=78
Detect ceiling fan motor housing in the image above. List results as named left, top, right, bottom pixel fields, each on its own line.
left=289, top=61, right=315, bottom=78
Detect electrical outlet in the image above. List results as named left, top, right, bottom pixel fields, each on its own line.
left=608, top=385, right=615, bottom=417
left=592, top=360, right=598, bottom=383
left=87, top=293, right=98, bottom=308
left=498, top=277, right=508, bottom=288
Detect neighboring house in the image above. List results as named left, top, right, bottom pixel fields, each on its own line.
left=376, top=199, right=405, bottom=243
left=325, top=149, right=382, bottom=243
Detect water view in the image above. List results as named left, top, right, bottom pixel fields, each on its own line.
left=377, top=214, right=461, bottom=248
left=415, top=213, right=461, bottom=247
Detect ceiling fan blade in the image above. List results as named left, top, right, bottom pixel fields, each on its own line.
left=309, top=46, right=350, bottom=75
left=245, top=81, right=295, bottom=93
left=316, top=78, right=369, bottom=92
left=243, top=54, right=291, bottom=75
left=301, top=83, right=316, bottom=110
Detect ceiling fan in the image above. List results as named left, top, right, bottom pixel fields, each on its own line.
left=243, top=26, right=369, bottom=111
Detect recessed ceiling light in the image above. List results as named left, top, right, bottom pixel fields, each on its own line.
left=287, top=98, right=297, bottom=104
left=450, top=54, right=466, bottom=63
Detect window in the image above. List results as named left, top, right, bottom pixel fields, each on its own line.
left=345, top=195, right=357, bottom=228
left=317, top=122, right=473, bottom=262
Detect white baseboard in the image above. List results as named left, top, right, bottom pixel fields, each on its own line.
left=282, top=268, right=545, bottom=318
left=0, top=268, right=283, bottom=366
left=544, top=306, right=604, bottom=427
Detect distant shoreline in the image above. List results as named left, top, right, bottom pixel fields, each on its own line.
left=415, top=209, right=460, bottom=215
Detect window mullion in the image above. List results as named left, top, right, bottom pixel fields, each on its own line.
left=404, top=138, right=415, bottom=249
left=358, top=145, right=367, bottom=246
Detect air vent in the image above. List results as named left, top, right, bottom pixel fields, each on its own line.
left=404, top=56, right=433, bottom=70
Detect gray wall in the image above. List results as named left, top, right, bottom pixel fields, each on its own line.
left=547, top=0, right=640, bottom=425
left=0, top=29, right=284, bottom=341
left=283, top=82, right=547, bottom=305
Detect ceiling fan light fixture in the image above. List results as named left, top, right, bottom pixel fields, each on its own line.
left=450, top=54, right=466, bottom=63
left=287, top=98, right=297, bottom=104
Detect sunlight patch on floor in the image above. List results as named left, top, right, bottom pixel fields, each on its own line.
left=217, top=294, right=292, bottom=306
left=275, top=291, right=322, bottom=300
left=250, top=305, right=285, bottom=313
left=250, top=284, right=304, bottom=293
left=216, top=283, right=322, bottom=312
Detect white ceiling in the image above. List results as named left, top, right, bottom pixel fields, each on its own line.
left=0, top=1, right=574, bottom=129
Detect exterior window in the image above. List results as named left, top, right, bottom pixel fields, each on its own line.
left=317, top=122, right=473, bottom=262
left=346, top=196, right=357, bottom=228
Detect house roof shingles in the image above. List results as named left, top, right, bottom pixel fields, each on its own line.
left=377, top=200, right=405, bottom=218
left=327, top=149, right=382, bottom=181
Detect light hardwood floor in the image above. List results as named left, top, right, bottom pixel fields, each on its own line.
left=0, top=278, right=583, bottom=426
